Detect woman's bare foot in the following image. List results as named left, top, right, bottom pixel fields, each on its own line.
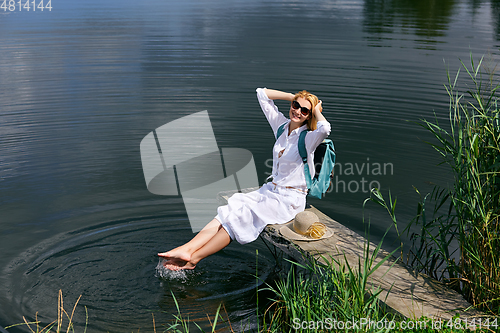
left=158, top=247, right=191, bottom=263
left=163, top=258, right=196, bottom=271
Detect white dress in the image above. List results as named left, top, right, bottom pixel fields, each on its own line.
left=215, top=88, right=331, bottom=244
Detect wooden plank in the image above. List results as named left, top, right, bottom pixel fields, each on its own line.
left=261, top=206, right=484, bottom=321
left=219, top=190, right=485, bottom=320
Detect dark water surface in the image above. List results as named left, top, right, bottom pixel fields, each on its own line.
left=1, top=0, right=499, bottom=331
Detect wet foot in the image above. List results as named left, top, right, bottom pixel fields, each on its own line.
left=162, top=258, right=196, bottom=271
left=158, top=247, right=191, bottom=263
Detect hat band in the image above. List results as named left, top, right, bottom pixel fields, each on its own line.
left=294, top=222, right=327, bottom=239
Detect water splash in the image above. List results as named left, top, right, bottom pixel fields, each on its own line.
left=155, top=258, right=188, bottom=281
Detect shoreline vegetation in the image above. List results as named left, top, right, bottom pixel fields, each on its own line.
left=6, top=56, right=500, bottom=332
left=405, top=54, right=500, bottom=316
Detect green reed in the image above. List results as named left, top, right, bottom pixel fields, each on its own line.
left=258, top=189, right=399, bottom=332
left=259, top=255, right=394, bottom=332
left=406, top=54, right=500, bottom=315
left=164, top=291, right=225, bottom=333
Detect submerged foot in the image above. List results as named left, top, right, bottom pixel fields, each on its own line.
left=162, top=258, right=196, bottom=271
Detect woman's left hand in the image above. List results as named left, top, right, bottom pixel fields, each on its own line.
left=315, top=100, right=323, bottom=113
left=313, top=100, right=327, bottom=122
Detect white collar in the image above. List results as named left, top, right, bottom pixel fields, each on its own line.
left=287, top=121, right=308, bottom=136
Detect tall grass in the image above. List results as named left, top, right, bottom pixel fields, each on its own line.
left=259, top=189, right=399, bottom=332
left=259, top=255, right=395, bottom=332
left=164, top=291, right=227, bottom=333
left=406, top=54, right=500, bottom=314
left=5, top=290, right=87, bottom=333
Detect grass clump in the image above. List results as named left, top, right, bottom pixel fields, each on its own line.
left=5, top=290, right=87, bottom=333
left=407, top=54, right=500, bottom=315
left=258, top=189, right=400, bottom=332
left=259, top=255, right=396, bottom=332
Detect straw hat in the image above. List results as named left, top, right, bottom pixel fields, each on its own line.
left=280, top=211, right=334, bottom=241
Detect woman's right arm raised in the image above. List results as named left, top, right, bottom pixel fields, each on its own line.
left=256, top=88, right=289, bottom=134
left=263, top=88, right=295, bottom=101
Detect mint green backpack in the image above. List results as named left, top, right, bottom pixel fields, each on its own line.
left=276, top=123, right=336, bottom=199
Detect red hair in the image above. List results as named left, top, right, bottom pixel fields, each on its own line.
left=293, top=90, right=320, bottom=131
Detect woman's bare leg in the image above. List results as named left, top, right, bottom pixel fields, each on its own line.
left=157, top=218, right=222, bottom=262
left=165, top=226, right=231, bottom=270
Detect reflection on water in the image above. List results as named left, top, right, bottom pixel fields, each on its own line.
left=1, top=0, right=499, bottom=332
left=363, top=0, right=500, bottom=48
left=493, top=0, right=500, bottom=39
left=363, top=0, right=457, bottom=45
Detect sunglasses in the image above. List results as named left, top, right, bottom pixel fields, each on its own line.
left=291, top=100, right=311, bottom=116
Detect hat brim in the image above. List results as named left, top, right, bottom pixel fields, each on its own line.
left=279, top=221, right=334, bottom=241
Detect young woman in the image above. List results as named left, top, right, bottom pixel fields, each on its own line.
left=158, top=88, right=331, bottom=270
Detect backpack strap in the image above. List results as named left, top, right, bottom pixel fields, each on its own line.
left=276, top=122, right=287, bottom=140
left=298, top=130, right=313, bottom=190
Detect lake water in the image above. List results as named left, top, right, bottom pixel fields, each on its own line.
left=1, top=0, right=499, bottom=331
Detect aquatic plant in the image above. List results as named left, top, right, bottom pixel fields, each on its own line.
left=258, top=189, right=400, bottom=332
left=406, top=54, right=500, bottom=315
left=163, top=291, right=226, bottom=333
left=5, top=290, right=87, bottom=333
left=259, top=256, right=394, bottom=332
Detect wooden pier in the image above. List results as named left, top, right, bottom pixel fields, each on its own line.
left=218, top=190, right=484, bottom=321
